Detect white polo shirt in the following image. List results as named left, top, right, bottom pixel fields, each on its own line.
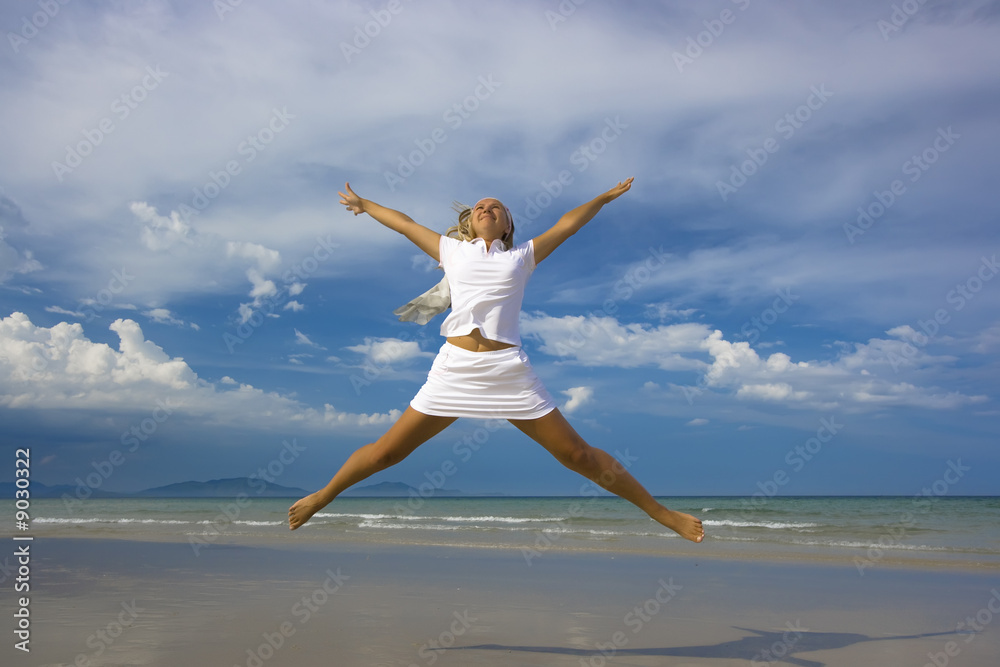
left=438, top=235, right=536, bottom=346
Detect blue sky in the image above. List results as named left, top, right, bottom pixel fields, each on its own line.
left=1, top=0, right=998, bottom=497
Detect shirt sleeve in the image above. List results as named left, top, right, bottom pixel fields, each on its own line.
left=520, top=239, right=537, bottom=273
left=438, top=235, right=461, bottom=269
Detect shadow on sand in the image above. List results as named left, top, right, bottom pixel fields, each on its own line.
left=451, top=626, right=959, bottom=667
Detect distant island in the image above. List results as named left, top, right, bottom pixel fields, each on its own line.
left=2, top=478, right=505, bottom=499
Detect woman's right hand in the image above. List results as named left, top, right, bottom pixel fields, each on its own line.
left=338, top=182, right=365, bottom=215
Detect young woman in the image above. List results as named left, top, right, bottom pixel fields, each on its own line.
left=288, top=178, right=704, bottom=543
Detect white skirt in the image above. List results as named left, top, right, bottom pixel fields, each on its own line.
left=410, top=342, right=557, bottom=420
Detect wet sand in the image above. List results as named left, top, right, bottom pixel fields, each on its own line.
left=5, top=537, right=999, bottom=666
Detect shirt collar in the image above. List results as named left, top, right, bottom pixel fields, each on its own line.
left=471, top=237, right=507, bottom=253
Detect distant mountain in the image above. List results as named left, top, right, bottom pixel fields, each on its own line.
left=341, top=481, right=415, bottom=496
left=2, top=478, right=505, bottom=500
left=0, top=481, right=126, bottom=500
left=133, top=477, right=309, bottom=498
left=0, top=477, right=308, bottom=500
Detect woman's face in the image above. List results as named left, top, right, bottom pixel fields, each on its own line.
left=471, top=198, right=509, bottom=241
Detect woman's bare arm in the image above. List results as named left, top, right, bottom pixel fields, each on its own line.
left=338, top=182, right=442, bottom=261
left=532, top=177, right=633, bottom=264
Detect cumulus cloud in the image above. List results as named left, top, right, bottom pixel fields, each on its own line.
left=523, top=312, right=987, bottom=412
left=0, top=312, right=398, bottom=429
left=237, top=268, right=281, bottom=323
left=226, top=241, right=281, bottom=274
left=132, top=201, right=194, bottom=251
left=698, top=331, right=986, bottom=411
left=736, top=383, right=812, bottom=402
left=345, top=337, right=433, bottom=365
left=687, top=418, right=708, bottom=426
left=126, top=203, right=292, bottom=325
left=562, top=386, right=594, bottom=414
left=520, top=313, right=708, bottom=371
left=247, top=268, right=278, bottom=302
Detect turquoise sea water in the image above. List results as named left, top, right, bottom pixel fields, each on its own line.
left=14, top=496, right=1000, bottom=569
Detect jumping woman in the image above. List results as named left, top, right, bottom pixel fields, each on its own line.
left=288, top=177, right=704, bottom=543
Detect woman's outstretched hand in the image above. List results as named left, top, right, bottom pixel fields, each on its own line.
left=338, top=182, right=365, bottom=215
left=603, top=177, right=634, bottom=203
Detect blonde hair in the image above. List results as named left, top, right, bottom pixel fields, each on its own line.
left=446, top=200, right=515, bottom=249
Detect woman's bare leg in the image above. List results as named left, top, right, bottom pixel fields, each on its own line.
left=510, top=409, right=704, bottom=543
left=288, top=407, right=456, bottom=529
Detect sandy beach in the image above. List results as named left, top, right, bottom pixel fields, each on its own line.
left=5, top=535, right=999, bottom=667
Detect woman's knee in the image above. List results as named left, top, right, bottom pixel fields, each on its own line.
left=368, top=439, right=408, bottom=469
left=560, top=439, right=595, bottom=470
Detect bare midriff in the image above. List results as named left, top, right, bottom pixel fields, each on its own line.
left=446, top=328, right=516, bottom=352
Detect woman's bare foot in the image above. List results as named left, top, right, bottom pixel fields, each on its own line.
left=288, top=491, right=331, bottom=530
left=655, top=507, right=705, bottom=543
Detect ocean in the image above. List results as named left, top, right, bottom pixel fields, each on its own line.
left=16, top=495, right=1000, bottom=570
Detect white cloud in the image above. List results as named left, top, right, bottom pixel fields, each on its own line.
left=969, top=324, right=1000, bottom=353
left=247, top=268, right=278, bottom=302
left=143, top=308, right=186, bottom=327
left=131, top=201, right=193, bottom=251
left=837, top=330, right=958, bottom=373
left=226, top=241, right=281, bottom=274
left=345, top=337, right=433, bottom=365
left=644, top=302, right=698, bottom=321
left=124, top=203, right=297, bottom=325
left=562, top=386, right=594, bottom=414
left=411, top=254, right=441, bottom=273
left=140, top=307, right=200, bottom=330
left=0, top=312, right=398, bottom=430
left=736, top=383, right=811, bottom=402
left=284, top=300, right=304, bottom=312
left=45, top=305, right=85, bottom=318
left=236, top=303, right=255, bottom=325
left=294, top=329, right=325, bottom=349
left=523, top=312, right=987, bottom=412
left=520, top=313, right=708, bottom=371
left=0, top=230, right=42, bottom=283
left=237, top=269, right=282, bottom=323
left=687, top=418, right=708, bottom=426
left=80, top=299, right=137, bottom=311
left=323, top=403, right=401, bottom=427
left=698, top=330, right=983, bottom=411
